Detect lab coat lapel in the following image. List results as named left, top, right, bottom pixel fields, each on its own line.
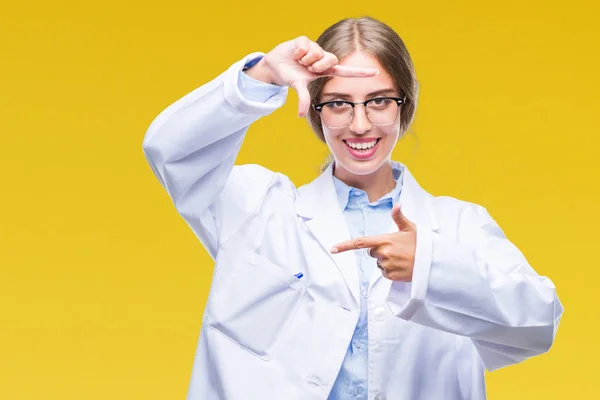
left=295, top=163, right=361, bottom=306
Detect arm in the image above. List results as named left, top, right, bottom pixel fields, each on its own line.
left=143, top=37, right=379, bottom=259
left=386, top=204, right=564, bottom=371
left=142, top=52, right=288, bottom=259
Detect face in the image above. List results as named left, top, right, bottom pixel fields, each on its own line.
left=319, top=51, right=401, bottom=177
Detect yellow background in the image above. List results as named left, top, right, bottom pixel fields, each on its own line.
left=1, top=0, right=598, bottom=398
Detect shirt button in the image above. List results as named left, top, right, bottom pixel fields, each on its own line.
left=361, top=290, right=368, bottom=298
left=373, top=306, right=388, bottom=321
left=306, top=375, right=321, bottom=386
left=375, top=393, right=387, bottom=400
left=351, top=387, right=363, bottom=396
left=353, top=340, right=363, bottom=349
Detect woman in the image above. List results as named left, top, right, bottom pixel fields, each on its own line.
left=143, top=16, right=562, bottom=400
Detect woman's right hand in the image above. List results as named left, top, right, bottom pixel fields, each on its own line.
left=246, top=36, right=380, bottom=117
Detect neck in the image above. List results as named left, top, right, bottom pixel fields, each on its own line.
left=333, top=161, right=396, bottom=203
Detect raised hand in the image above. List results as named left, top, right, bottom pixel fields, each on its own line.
left=245, top=36, right=379, bottom=117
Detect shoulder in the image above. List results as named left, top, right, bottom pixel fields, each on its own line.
left=403, top=165, right=507, bottom=245
left=400, top=163, right=491, bottom=226
left=230, top=164, right=296, bottom=191
left=228, top=164, right=276, bottom=187
left=431, top=195, right=488, bottom=217
left=430, top=195, right=503, bottom=244
left=400, top=165, right=490, bottom=223
left=223, top=164, right=297, bottom=209
left=214, top=164, right=298, bottom=243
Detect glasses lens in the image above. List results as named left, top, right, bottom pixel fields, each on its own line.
left=321, top=102, right=352, bottom=128
left=320, top=99, right=400, bottom=128
left=366, top=98, right=400, bottom=125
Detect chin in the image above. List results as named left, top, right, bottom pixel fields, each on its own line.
left=333, top=154, right=390, bottom=176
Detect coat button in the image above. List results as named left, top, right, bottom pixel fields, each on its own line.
left=306, top=375, right=321, bottom=386
left=373, top=306, right=387, bottom=321
left=351, top=387, right=363, bottom=396
left=374, top=393, right=387, bottom=400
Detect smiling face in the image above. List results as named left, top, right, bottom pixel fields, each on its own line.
left=319, top=51, right=402, bottom=177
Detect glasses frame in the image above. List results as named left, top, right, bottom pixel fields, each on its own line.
left=312, top=96, right=407, bottom=128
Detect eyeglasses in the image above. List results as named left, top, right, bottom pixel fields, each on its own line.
left=312, top=96, right=407, bottom=129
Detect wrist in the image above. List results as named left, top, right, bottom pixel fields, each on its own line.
left=245, top=57, right=279, bottom=86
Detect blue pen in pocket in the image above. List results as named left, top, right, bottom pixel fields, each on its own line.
left=294, top=272, right=304, bottom=279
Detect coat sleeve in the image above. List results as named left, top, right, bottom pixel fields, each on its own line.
left=142, top=52, right=289, bottom=259
left=386, top=203, right=564, bottom=371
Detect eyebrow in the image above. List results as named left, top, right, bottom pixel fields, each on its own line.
left=320, top=88, right=398, bottom=101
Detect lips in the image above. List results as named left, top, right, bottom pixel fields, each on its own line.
left=343, top=138, right=381, bottom=160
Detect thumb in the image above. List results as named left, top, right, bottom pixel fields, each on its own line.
left=290, top=80, right=310, bottom=118
left=392, top=203, right=413, bottom=231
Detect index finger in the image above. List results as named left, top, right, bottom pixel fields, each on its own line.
left=321, top=65, right=379, bottom=78
left=331, top=235, right=387, bottom=254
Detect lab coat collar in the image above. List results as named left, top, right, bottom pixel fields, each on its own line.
left=295, top=161, right=439, bottom=304
left=296, top=160, right=439, bottom=229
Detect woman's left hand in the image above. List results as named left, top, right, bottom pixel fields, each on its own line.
left=330, top=204, right=417, bottom=282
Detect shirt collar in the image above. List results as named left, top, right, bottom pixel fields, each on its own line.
left=332, top=161, right=404, bottom=210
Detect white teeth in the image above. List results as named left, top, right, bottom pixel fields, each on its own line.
left=346, top=140, right=377, bottom=150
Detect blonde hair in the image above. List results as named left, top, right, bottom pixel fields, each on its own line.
left=306, top=16, right=419, bottom=170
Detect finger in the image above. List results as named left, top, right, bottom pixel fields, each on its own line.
left=331, top=235, right=388, bottom=254
left=367, top=246, right=381, bottom=259
left=386, top=270, right=412, bottom=282
left=300, top=43, right=325, bottom=66
left=391, top=203, right=414, bottom=231
left=307, top=52, right=338, bottom=74
left=378, top=260, right=390, bottom=278
left=293, top=36, right=311, bottom=60
left=319, top=64, right=379, bottom=78
left=290, top=80, right=310, bottom=118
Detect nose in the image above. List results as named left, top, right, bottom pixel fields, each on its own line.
left=349, top=105, right=372, bottom=135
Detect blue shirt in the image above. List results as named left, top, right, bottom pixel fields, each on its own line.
left=238, top=55, right=404, bottom=399
left=327, top=167, right=403, bottom=400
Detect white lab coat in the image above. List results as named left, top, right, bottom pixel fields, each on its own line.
left=142, top=53, right=563, bottom=400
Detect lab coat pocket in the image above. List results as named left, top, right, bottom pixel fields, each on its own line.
left=204, top=251, right=307, bottom=361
